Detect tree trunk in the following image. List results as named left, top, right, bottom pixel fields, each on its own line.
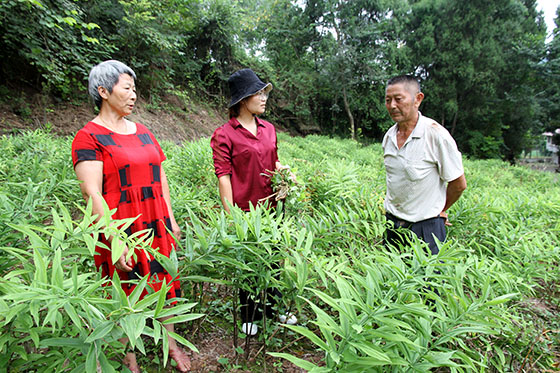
left=342, top=87, right=355, bottom=140
left=450, top=110, right=458, bottom=136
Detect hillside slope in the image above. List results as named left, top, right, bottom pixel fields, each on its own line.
left=0, top=92, right=227, bottom=143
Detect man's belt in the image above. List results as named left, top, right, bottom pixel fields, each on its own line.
left=386, top=213, right=442, bottom=228
left=386, top=213, right=413, bottom=228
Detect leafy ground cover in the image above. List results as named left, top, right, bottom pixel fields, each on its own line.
left=0, top=130, right=559, bottom=372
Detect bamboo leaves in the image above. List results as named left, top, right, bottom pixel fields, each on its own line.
left=276, top=239, right=526, bottom=371
left=0, top=194, right=201, bottom=370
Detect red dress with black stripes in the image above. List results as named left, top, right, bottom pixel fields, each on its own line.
left=71, top=121, right=180, bottom=300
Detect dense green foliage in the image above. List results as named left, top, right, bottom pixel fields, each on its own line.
left=1, top=130, right=559, bottom=371
left=401, top=0, right=547, bottom=161
left=0, top=0, right=556, bottom=160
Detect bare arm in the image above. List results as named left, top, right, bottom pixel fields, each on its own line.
left=161, top=166, right=181, bottom=240
left=75, top=160, right=106, bottom=220
left=74, top=160, right=132, bottom=271
left=439, top=174, right=467, bottom=225
left=217, top=174, right=233, bottom=213
left=443, top=174, right=467, bottom=212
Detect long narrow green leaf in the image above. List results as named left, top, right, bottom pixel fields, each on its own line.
left=167, top=331, right=199, bottom=353
left=51, top=248, right=63, bottom=288
left=32, top=248, right=48, bottom=286
left=129, top=275, right=149, bottom=307
left=283, top=325, right=329, bottom=350
left=97, top=349, right=116, bottom=373
left=84, top=320, right=114, bottom=343
left=85, top=342, right=97, bottom=373
left=485, top=293, right=517, bottom=306
left=347, top=341, right=392, bottom=364
left=63, top=302, right=83, bottom=329
left=163, top=313, right=204, bottom=325
left=155, top=303, right=198, bottom=318
left=40, top=337, right=86, bottom=348
left=268, top=352, right=327, bottom=371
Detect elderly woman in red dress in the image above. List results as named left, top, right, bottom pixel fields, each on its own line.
left=211, top=68, right=297, bottom=336
left=71, top=60, right=190, bottom=372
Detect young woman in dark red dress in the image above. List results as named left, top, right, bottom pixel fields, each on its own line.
left=211, top=68, right=297, bottom=336
left=71, top=60, right=190, bottom=372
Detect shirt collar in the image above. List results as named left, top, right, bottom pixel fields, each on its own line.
left=389, top=111, right=425, bottom=139
left=229, top=116, right=266, bottom=129
left=409, top=112, right=425, bottom=139
left=255, top=117, right=266, bottom=127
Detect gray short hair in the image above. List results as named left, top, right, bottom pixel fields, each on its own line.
left=386, top=75, right=421, bottom=94
left=88, top=60, right=136, bottom=109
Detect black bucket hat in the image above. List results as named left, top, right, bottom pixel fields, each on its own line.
left=228, top=68, right=272, bottom=108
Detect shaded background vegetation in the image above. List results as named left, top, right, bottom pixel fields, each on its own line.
left=1, top=0, right=559, bottom=160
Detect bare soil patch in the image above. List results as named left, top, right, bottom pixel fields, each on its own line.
left=518, top=158, right=559, bottom=173
left=0, top=92, right=227, bottom=144
left=134, top=283, right=319, bottom=372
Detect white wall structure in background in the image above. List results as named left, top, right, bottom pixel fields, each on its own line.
left=543, top=128, right=560, bottom=164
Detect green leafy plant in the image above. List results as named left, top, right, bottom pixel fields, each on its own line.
left=0, top=197, right=202, bottom=372
left=1, top=130, right=560, bottom=371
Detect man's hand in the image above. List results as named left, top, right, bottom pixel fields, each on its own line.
left=439, top=211, right=452, bottom=226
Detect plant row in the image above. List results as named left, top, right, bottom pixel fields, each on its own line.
left=0, top=130, right=559, bottom=371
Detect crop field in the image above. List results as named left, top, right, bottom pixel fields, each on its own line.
left=0, top=130, right=559, bottom=372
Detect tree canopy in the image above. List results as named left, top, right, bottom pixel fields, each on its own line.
left=0, top=0, right=555, bottom=160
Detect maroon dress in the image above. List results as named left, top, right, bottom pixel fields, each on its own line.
left=72, top=121, right=180, bottom=300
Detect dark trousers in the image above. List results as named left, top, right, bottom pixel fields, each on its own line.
left=384, top=213, right=446, bottom=255
left=239, top=206, right=284, bottom=324
left=240, top=287, right=282, bottom=323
